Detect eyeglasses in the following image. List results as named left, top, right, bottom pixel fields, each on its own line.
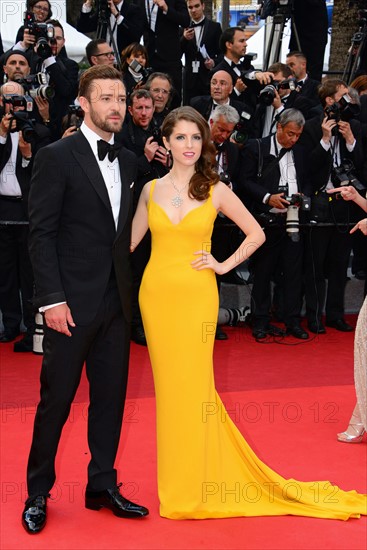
left=150, top=88, right=170, bottom=96
left=33, top=5, right=49, bottom=12
left=94, top=52, right=115, bottom=58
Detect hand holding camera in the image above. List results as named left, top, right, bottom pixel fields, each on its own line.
left=144, top=135, right=160, bottom=162
left=183, top=27, right=195, bottom=40
left=321, top=115, right=338, bottom=143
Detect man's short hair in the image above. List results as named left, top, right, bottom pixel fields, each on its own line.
left=130, top=89, right=154, bottom=104
left=46, top=19, right=64, bottom=35
left=211, top=104, right=240, bottom=125
left=318, top=78, right=347, bottom=108
left=286, top=51, right=307, bottom=62
left=78, top=65, right=124, bottom=100
left=278, top=108, right=305, bottom=128
left=268, top=62, right=292, bottom=79
left=219, top=27, right=245, bottom=54
left=86, top=39, right=109, bottom=66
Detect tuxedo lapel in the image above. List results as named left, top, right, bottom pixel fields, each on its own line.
left=71, top=132, right=114, bottom=217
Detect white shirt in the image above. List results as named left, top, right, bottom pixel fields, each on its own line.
left=267, top=135, right=297, bottom=213
left=146, top=0, right=159, bottom=31
left=320, top=135, right=356, bottom=189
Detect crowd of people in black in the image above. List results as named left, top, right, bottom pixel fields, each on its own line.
left=1, top=0, right=367, bottom=352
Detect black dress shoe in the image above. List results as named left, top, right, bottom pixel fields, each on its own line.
left=0, top=330, right=20, bottom=343
left=286, top=325, right=309, bottom=339
left=14, top=334, right=33, bottom=352
left=307, top=321, right=326, bottom=334
left=215, top=326, right=228, bottom=340
left=85, top=484, right=149, bottom=518
left=252, top=328, right=268, bottom=340
left=326, top=319, right=353, bottom=332
left=252, top=324, right=285, bottom=340
left=131, top=325, right=147, bottom=346
left=22, top=495, right=48, bottom=534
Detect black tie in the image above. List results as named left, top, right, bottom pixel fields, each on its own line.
left=97, top=140, right=122, bottom=162
left=231, top=61, right=240, bottom=69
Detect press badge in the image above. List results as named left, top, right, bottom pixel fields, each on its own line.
left=192, top=61, right=200, bottom=73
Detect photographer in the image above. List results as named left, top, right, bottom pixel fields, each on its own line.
left=212, top=27, right=274, bottom=110
left=120, top=43, right=151, bottom=99
left=0, top=81, right=51, bottom=351
left=241, top=109, right=310, bottom=340
left=14, top=0, right=53, bottom=43
left=144, top=72, right=173, bottom=127
left=13, top=20, right=79, bottom=139
left=190, top=70, right=248, bottom=122
left=86, top=39, right=116, bottom=67
left=253, top=62, right=314, bottom=138
left=180, top=0, right=222, bottom=105
left=116, top=89, right=168, bottom=345
left=77, top=0, right=143, bottom=55
left=299, top=78, right=365, bottom=334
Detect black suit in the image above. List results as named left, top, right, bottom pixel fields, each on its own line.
left=141, top=0, right=190, bottom=104
left=181, top=18, right=222, bottom=105
left=298, top=114, right=364, bottom=325
left=240, top=136, right=307, bottom=329
left=190, top=95, right=250, bottom=121
left=212, top=56, right=259, bottom=109
left=77, top=0, right=143, bottom=53
left=0, top=124, right=51, bottom=336
left=26, top=129, right=137, bottom=496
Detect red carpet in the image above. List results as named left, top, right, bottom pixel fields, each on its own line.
left=1, top=321, right=366, bottom=550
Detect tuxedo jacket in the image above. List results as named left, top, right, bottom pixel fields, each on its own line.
left=141, top=0, right=190, bottom=65
left=181, top=18, right=222, bottom=91
left=298, top=114, right=365, bottom=193
left=0, top=124, right=51, bottom=216
left=28, top=130, right=137, bottom=325
left=77, top=1, right=143, bottom=52
left=215, top=140, right=242, bottom=193
left=299, top=77, right=321, bottom=106
left=190, top=95, right=250, bottom=121
left=240, top=135, right=308, bottom=214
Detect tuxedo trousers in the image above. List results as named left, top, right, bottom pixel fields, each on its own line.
left=26, top=280, right=130, bottom=498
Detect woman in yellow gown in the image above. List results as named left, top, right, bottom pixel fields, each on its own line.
left=131, top=106, right=367, bottom=520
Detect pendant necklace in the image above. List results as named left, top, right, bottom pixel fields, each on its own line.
left=170, top=172, right=189, bottom=208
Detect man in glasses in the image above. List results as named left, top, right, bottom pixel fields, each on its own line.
left=144, top=72, right=173, bottom=127
left=86, top=39, right=116, bottom=67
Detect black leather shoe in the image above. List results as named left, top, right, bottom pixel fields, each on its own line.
left=85, top=484, right=149, bottom=518
left=252, top=328, right=268, bottom=340
left=131, top=325, right=147, bottom=346
left=14, top=334, right=33, bottom=352
left=252, top=324, right=285, bottom=340
left=0, top=330, right=20, bottom=343
left=286, top=325, right=309, bottom=339
left=215, top=326, right=228, bottom=340
left=307, top=321, right=326, bottom=334
left=326, top=319, right=353, bottom=332
left=22, top=495, right=48, bottom=534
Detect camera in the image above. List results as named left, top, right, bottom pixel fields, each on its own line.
left=95, top=0, right=110, bottom=23
left=325, top=94, right=360, bottom=123
left=65, top=105, right=84, bottom=129
left=284, top=194, right=310, bottom=242
left=331, top=160, right=366, bottom=192
left=128, top=59, right=153, bottom=84
left=259, top=0, right=292, bottom=19
left=152, top=125, right=164, bottom=147
left=219, top=172, right=231, bottom=186
left=231, top=110, right=252, bottom=145
left=24, top=11, right=55, bottom=60
left=2, top=95, right=36, bottom=143
left=259, top=77, right=298, bottom=105
left=18, top=73, right=55, bottom=100
left=2, top=94, right=33, bottom=112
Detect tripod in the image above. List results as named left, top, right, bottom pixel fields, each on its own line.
left=342, top=10, right=367, bottom=84
left=96, top=3, right=121, bottom=67
left=263, top=1, right=301, bottom=70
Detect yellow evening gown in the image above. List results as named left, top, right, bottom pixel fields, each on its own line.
left=139, top=179, right=367, bottom=520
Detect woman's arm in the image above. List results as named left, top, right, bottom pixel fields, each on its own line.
left=192, top=182, right=266, bottom=274
left=130, top=182, right=150, bottom=252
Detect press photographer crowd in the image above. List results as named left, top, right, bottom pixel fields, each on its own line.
left=1, top=0, right=367, bottom=352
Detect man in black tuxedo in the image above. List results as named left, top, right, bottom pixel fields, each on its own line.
left=190, top=70, right=249, bottom=121
left=212, top=26, right=274, bottom=110
left=298, top=79, right=364, bottom=334
left=286, top=51, right=321, bottom=107
left=241, top=109, right=309, bottom=340
left=0, top=81, right=51, bottom=351
left=141, top=0, right=190, bottom=106
left=77, top=0, right=143, bottom=57
left=251, top=62, right=315, bottom=138
left=22, top=65, right=149, bottom=534
left=181, top=0, right=222, bottom=105
left=209, top=104, right=242, bottom=340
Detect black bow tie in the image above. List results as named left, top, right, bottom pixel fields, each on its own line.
left=191, top=19, right=205, bottom=27
left=231, top=61, right=240, bottom=69
left=97, top=140, right=122, bottom=162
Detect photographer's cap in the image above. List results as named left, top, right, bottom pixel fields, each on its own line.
left=2, top=50, right=31, bottom=68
